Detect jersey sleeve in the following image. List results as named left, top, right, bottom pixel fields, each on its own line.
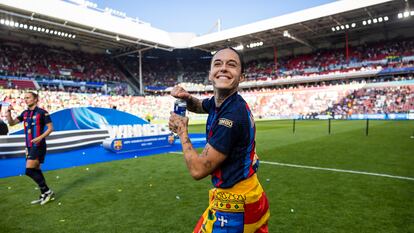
left=207, top=112, right=240, bottom=156
left=43, top=111, right=52, bottom=124
left=17, top=111, right=24, bottom=122
left=202, top=97, right=213, bottom=113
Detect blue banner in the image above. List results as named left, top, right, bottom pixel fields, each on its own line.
left=349, top=113, right=411, bottom=120
left=387, top=113, right=411, bottom=120
left=378, top=66, right=414, bottom=75
left=102, top=134, right=172, bottom=153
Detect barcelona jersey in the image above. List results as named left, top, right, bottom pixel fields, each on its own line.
left=17, top=106, right=52, bottom=148
left=202, top=92, right=259, bottom=188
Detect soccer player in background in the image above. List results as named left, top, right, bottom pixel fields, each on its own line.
left=6, top=91, right=55, bottom=205
left=169, top=47, right=270, bottom=232
left=0, top=102, right=9, bottom=135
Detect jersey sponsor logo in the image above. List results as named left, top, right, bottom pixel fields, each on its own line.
left=218, top=118, right=233, bottom=128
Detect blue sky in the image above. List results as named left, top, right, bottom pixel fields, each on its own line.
left=93, top=0, right=336, bottom=35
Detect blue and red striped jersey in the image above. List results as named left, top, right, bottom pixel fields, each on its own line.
left=17, top=106, right=52, bottom=148
left=202, top=92, right=259, bottom=188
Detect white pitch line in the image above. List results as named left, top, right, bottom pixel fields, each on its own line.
left=168, top=151, right=183, bottom=155
left=261, top=161, right=414, bottom=181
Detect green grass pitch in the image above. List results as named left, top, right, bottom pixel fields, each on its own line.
left=1, top=120, right=413, bottom=233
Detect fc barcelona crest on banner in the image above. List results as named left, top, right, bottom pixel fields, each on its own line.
left=114, top=140, right=123, bottom=150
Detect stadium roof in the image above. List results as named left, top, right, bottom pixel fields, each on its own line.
left=0, top=0, right=412, bottom=55
left=191, top=0, right=413, bottom=52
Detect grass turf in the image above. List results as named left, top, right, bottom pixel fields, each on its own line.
left=0, top=120, right=413, bottom=233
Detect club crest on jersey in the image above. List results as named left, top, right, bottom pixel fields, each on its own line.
left=218, top=118, right=233, bottom=128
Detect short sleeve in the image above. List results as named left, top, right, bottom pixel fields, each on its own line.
left=17, top=111, right=24, bottom=122
left=202, top=97, right=213, bottom=113
left=208, top=112, right=240, bottom=155
left=43, top=111, right=52, bottom=124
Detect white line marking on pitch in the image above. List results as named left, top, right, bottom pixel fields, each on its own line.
left=261, top=161, right=414, bottom=181
left=168, top=151, right=184, bottom=155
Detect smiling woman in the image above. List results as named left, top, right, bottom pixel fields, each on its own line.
left=209, top=48, right=246, bottom=106
left=168, top=47, right=270, bottom=232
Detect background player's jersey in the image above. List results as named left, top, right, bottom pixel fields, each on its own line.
left=202, top=92, right=259, bottom=188
left=17, top=106, right=52, bottom=148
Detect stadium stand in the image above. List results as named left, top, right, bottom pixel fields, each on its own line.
left=0, top=39, right=127, bottom=95
left=1, top=35, right=414, bottom=128
left=1, top=74, right=413, bottom=129
left=244, top=39, right=414, bottom=82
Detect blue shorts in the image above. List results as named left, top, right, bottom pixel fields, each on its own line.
left=26, top=146, right=47, bottom=163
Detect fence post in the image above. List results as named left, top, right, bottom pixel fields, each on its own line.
left=365, top=119, right=369, bottom=136
left=293, top=119, right=296, bottom=134
left=328, top=118, right=331, bottom=135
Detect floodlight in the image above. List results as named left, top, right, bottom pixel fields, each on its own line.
left=403, top=11, right=409, bottom=18
left=367, top=19, right=372, bottom=24
left=345, top=24, right=349, bottom=29
left=378, top=17, right=383, bottom=22
left=5, top=20, right=10, bottom=26
left=411, top=11, right=414, bottom=16
left=23, top=24, right=27, bottom=29
left=116, top=35, right=120, bottom=41
left=384, top=16, right=389, bottom=21
left=336, top=26, right=340, bottom=30
left=362, top=20, right=367, bottom=25
left=351, top=23, right=356, bottom=27
left=45, top=29, right=49, bottom=33
left=29, top=25, right=33, bottom=30
left=14, top=22, right=19, bottom=27
left=373, top=18, right=378, bottom=23
left=398, top=13, right=403, bottom=19
left=0, top=19, right=4, bottom=24
left=233, top=44, right=244, bottom=51
left=340, top=25, right=345, bottom=30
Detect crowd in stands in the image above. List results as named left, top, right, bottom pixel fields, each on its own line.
left=245, top=39, right=414, bottom=82
left=326, top=86, right=414, bottom=116
left=119, top=38, right=414, bottom=89
left=1, top=75, right=413, bottom=132
left=1, top=38, right=413, bottom=95
left=116, top=38, right=414, bottom=88
left=0, top=39, right=127, bottom=95
left=121, top=55, right=209, bottom=88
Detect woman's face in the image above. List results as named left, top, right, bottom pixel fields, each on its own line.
left=24, top=93, right=37, bottom=108
left=209, top=48, right=244, bottom=92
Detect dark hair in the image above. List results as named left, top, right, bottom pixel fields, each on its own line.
left=27, top=91, right=39, bottom=100
left=212, top=47, right=245, bottom=74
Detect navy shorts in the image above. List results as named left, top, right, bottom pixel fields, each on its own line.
left=26, top=146, right=47, bottom=163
